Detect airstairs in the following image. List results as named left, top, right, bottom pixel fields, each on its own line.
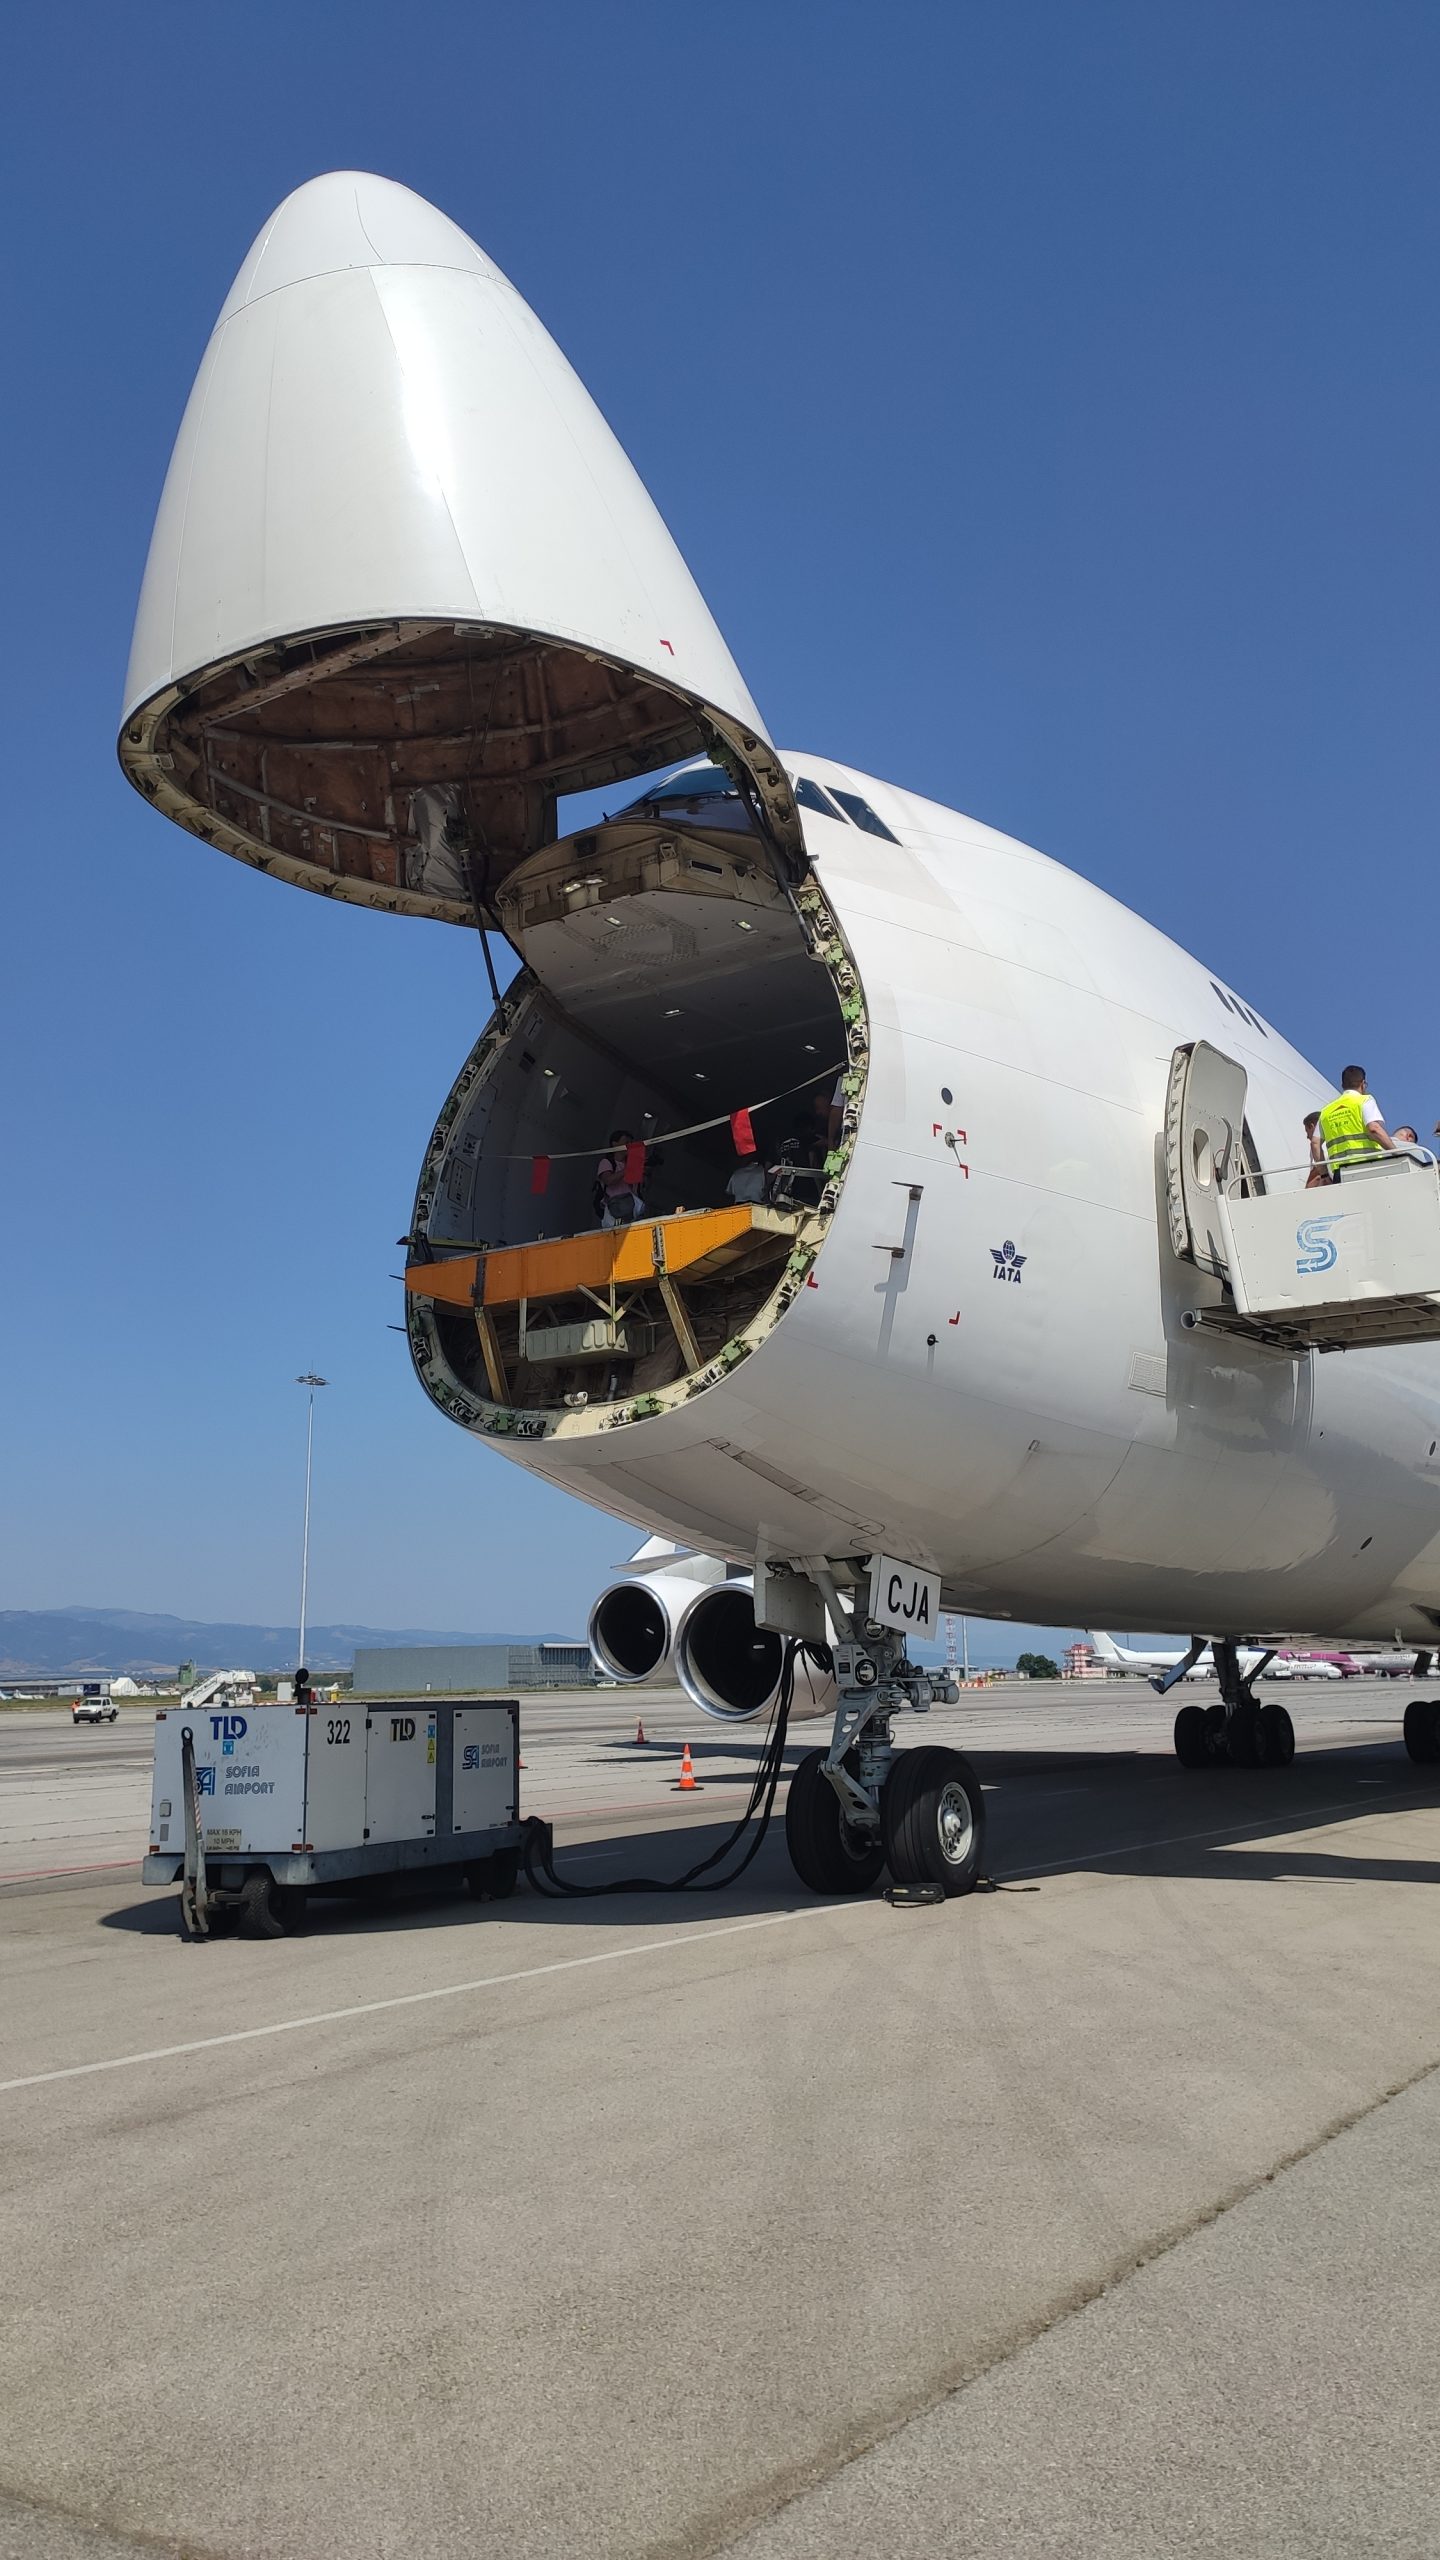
left=179, top=1670, right=258, bottom=1711
left=1165, top=1042, right=1440, bottom=1353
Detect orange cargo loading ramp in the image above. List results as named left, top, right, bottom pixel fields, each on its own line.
left=405, top=1205, right=801, bottom=1311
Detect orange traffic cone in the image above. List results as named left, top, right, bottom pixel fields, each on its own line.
left=634, top=1718, right=648, bottom=1746
left=673, top=1742, right=701, bottom=1791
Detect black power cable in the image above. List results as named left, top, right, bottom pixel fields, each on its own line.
left=522, top=1639, right=827, bottom=1898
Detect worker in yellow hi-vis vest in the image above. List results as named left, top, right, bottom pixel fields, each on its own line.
left=1317, top=1065, right=1396, bottom=1177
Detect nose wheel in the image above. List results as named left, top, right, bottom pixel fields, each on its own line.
left=785, top=1748, right=885, bottom=1894
left=882, top=1747, right=985, bottom=1894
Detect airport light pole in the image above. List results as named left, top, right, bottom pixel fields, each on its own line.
left=295, top=1374, right=328, bottom=1668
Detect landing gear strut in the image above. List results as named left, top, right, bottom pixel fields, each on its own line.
left=1172, top=1639, right=1290, bottom=1770
left=786, top=1569, right=986, bottom=1897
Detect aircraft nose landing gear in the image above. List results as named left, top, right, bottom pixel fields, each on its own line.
left=785, top=1567, right=986, bottom=1898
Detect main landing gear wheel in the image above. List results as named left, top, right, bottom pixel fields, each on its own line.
left=1174, top=1702, right=1227, bottom=1767
left=1173, top=1703, right=1213, bottom=1768
left=1226, top=1701, right=1269, bottom=1768
left=1403, top=1699, right=1440, bottom=1765
left=785, top=1749, right=886, bottom=1895
left=881, top=1747, right=986, bottom=1897
left=1260, top=1701, right=1295, bottom=1766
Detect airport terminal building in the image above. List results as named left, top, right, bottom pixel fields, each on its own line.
left=351, top=1641, right=597, bottom=1695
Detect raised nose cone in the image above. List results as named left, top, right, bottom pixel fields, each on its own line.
left=213, top=169, right=496, bottom=320
left=120, top=173, right=794, bottom=921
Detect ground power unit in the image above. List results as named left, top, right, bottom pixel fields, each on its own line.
left=143, top=1697, right=529, bottom=1936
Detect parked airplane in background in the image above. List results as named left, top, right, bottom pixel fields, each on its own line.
left=1089, top=1632, right=1219, bottom=1680
left=119, top=172, right=1440, bottom=1892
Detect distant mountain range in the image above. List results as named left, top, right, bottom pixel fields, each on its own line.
left=0, top=1607, right=541, bottom=1680
left=0, top=1604, right=1081, bottom=1682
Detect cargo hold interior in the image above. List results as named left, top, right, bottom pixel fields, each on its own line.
left=410, top=771, right=862, bottom=1427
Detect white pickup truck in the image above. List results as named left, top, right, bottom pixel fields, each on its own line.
left=71, top=1684, right=117, bottom=1724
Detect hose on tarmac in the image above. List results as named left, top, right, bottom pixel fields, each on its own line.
left=521, top=1639, right=826, bottom=1897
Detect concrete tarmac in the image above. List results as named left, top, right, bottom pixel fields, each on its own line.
left=2, top=1679, right=1438, bottom=2557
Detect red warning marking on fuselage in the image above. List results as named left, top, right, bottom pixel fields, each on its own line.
left=806, top=1274, right=820, bottom=1289
left=948, top=1311, right=961, bottom=1326
left=659, top=637, right=675, bottom=654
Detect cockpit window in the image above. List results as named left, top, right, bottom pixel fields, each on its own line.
left=616, top=763, right=740, bottom=817
left=829, top=788, right=899, bottom=843
left=793, top=776, right=848, bottom=823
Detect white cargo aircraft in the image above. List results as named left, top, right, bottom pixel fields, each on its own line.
left=119, top=174, right=1440, bottom=1891
left=1088, top=1632, right=1218, bottom=1680
left=1087, top=1629, right=1311, bottom=1685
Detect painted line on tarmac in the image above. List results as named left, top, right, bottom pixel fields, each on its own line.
left=2, top=1787, right=1425, bottom=2097
left=0, top=1902, right=846, bottom=2097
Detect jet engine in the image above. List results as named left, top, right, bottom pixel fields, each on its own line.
left=676, top=1582, right=836, bottom=1724
left=587, top=1554, right=725, bottom=1685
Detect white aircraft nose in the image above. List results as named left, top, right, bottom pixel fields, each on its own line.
left=215, top=171, right=497, bottom=320
left=120, top=173, right=794, bottom=917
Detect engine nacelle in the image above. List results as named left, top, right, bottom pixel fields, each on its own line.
left=675, top=1582, right=836, bottom=1724
left=588, top=1563, right=721, bottom=1685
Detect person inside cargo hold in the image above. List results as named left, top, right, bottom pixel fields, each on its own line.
left=595, top=1132, right=646, bottom=1226
left=726, top=1156, right=768, bottom=1206
left=795, top=1086, right=837, bottom=1168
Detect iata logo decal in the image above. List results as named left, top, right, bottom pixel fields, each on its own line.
left=1296, top=1216, right=1342, bottom=1276
left=990, top=1240, right=1027, bottom=1285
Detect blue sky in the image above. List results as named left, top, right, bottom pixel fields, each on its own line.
left=4, top=3, right=1437, bottom=1646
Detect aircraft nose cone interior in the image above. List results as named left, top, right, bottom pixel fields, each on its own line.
left=118, top=170, right=798, bottom=916
left=118, top=176, right=867, bottom=1443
